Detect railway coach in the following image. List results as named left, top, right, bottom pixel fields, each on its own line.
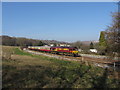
left=28, top=46, right=79, bottom=57
left=28, top=46, right=51, bottom=52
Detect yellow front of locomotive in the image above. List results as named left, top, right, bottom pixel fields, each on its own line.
left=70, top=48, right=79, bottom=56
left=72, top=50, right=78, bottom=54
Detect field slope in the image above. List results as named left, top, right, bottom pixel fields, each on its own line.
left=2, top=46, right=120, bottom=88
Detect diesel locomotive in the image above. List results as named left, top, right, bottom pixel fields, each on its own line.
left=28, top=46, right=79, bottom=57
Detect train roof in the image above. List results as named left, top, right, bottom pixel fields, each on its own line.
left=28, top=46, right=51, bottom=48
left=51, top=46, right=77, bottom=49
left=28, top=46, right=78, bottom=49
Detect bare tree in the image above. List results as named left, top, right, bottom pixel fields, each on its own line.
left=105, top=12, right=120, bottom=57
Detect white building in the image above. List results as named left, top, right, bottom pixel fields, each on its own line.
left=49, top=44, right=54, bottom=46
left=59, top=44, right=70, bottom=47
left=49, top=43, right=70, bottom=47
left=89, top=49, right=97, bottom=53
left=78, top=49, right=83, bottom=52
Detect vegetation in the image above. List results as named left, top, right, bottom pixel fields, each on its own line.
left=72, top=41, right=82, bottom=49
left=71, top=41, right=91, bottom=52
left=2, top=46, right=120, bottom=88
left=105, top=12, right=120, bottom=57
left=1, top=35, right=68, bottom=47
left=99, top=31, right=107, bottom=47
left=98, top=31, right=107, bottom=55
left=1, top=35, right=45, bottom=46
left=98, top=11, right=120, bottom=56
left=89, top=42, right=94, bottom=49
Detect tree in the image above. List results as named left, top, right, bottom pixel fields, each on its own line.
left=16, top=38, right=29, bottom=46
left=37, top=41, right=45, bottom=46
left=53, top=43, right=57, bottom=47
left=2, top=36, right=16, bottom=46
left=98, top=31, right=107, bottom=55
left=90, top=42, right=94, bottom=49
left=105, top=12, right=120, bottom=56
left=71, top=41, right=82, bottom=49
left=99, top=31, right=107, bottom=47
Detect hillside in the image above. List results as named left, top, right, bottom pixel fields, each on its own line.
left=0, top=35, right=69, bottom=46
left=80, top=41, right=99, bottom=45
left=1, top=35, right=98, bottom=46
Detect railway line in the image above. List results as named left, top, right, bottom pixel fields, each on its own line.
left=23, top=48, right=120, bottom=70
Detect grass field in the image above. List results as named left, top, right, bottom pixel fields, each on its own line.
left=2, top=46, right=120, bottom=88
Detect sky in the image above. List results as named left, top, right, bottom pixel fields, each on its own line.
left=2, top=2, right=118, bottom=42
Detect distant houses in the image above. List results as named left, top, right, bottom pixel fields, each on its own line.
left=59, top=44, right=70, bottom=47
left=78, top=49, right=83, bottom=52
left=49, top=43, right=71, bottom=47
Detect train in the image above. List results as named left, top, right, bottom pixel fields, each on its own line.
left=28, top=46, right=79, bottom=57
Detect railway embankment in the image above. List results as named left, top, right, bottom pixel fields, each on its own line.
left=23, top=48, right=120, bottom=71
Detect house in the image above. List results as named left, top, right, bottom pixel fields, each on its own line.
left=78, top=49, right=83, bottom=52
left=49, top=44, right=54, bottom=46
left=49, top=43, right=70, bottom=47
left=59, top=44, right=70, bottom=47
left=89, top=49, right=97, bottom=53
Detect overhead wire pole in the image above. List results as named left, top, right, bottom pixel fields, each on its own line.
left=114, top=1, right=120, bottom=87
left=113, top=1, right=120, bottom=86
left=116, top=1, right=120, bottom=71
left=114, top=1, right=120, bottom=71
left=118, top=1, right=120, bottom=81
left=118, top=1, right=120, bottom=57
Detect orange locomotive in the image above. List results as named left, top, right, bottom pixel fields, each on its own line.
left=28, top=46, right=79, bottom=57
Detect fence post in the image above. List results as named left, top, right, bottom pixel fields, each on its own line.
left=114, top=62, right=115, bottom=71
left=82, top=56, right=84, bottom=61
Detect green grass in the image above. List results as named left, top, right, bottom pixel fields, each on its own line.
left=2, top=46, right=120, bottom=88
left=13, top=48, right=79, bottom=67
left=14, top=48, right=32, bottom=56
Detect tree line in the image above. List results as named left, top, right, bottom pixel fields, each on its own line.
left=1, top=35, right=46, bottom=47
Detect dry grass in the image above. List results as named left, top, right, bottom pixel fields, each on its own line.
left=10, top=54, right=54, bottom=67
left=2, top=46, right=17, bottom=53
left=2, top=46, right=17, bottom=60
left=2, top=46, right=55, bottom=68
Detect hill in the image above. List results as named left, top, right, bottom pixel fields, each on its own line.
left=80, top=41, right=99, bottom=45
left=1, top=35, right=98, bottom=47
left=0, top=35, right=69, bottom=46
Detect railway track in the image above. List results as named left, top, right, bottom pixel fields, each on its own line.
left=23, top=48, right=120, bottom=69
left=24, top=49, right=119, bottom=63
left=80, top=54, right=120, bottom=60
